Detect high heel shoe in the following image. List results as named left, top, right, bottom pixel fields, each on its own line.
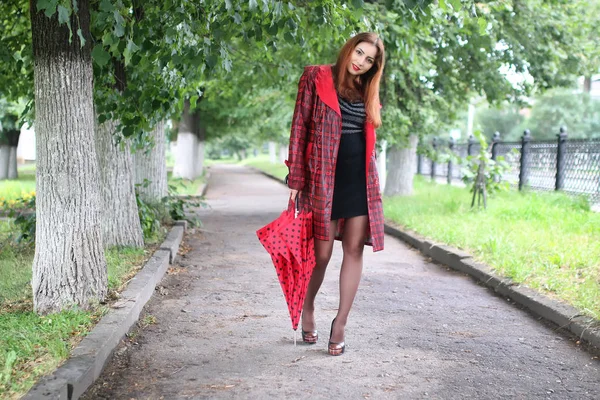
left=328, top=318, right=345, bottom=356
left=301, top=329, right=318, bottom=344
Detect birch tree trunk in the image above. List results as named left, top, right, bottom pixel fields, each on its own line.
left=96, top=118, right=144, bottom=248
left=278, top=145, right=288, bottom=164
left=268, top=141, right=277, bottom=164
left=134, top=121, right=168, bottom=203
left=30, top=0, right=107, bottom=314
left=0, top=145, right=9, bottom=180
left=173, top=132, right=198, bottom=180
left=6, top=129, right=21, bottom=180
left=195, top=127, right=205, bottom=178
left=8, top=147, right=17, bottom=179
left=174, top=100, right=205, bottom=180
left=384, top=134, right=418, bottom=196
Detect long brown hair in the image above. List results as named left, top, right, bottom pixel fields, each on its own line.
left=333, top=32, right=385, bottom=128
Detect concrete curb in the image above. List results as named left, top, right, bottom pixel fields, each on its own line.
left=252, top=167, right=286, bottom=185
left=251, top=167, right=600, bottom=350
left=159, top=225, right=184, bottom=264
left=24, top=223, right=187, bottom=400
left=198, top=170, right=210, bottom=197
left=384, top=220, right=600, bottom=350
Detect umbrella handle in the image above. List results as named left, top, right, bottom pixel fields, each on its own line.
left=288, top=195, right=300, bottom=218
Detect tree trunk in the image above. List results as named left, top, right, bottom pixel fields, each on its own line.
left=174, top=132, right=198, bottom=179
left=134, top=121, right=168, bottom=203
left=6, top=129, right=21, bottom=180
left=195, top=127, right=205, bottom=178
left=96, top=118, right=144, bottom=248
left=8, top=147, right=18, bottom=179
left=174, top=100, right=196, bottom=180
left=384, top=134, right=418, bottom=196
left=278, top=145, right=288, bottom=164
left=584, top=76, right=592, bottom=93
left=0, top=145, right=9, bottom=180
left=30, top=0, right=107, bottom=314
left=174, top=101, right=205, bottom=180
left=268, top=141, right=277, bottom=163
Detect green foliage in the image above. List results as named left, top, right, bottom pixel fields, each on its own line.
left=135, top=180, right=202, bottom=241
left=527, top=89, right=600, bottom=139
left=135, top=188, right=163, bottom=241
left=0, top=194, right=36, bottom=244
left=460, top=130, right=513, bottom=207
left=163, top=183, right=203, bottom=227
left=474, top=104, right=525, bottom=140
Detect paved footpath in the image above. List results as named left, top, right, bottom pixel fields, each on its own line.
left=84, top=164, right=600, bottom=400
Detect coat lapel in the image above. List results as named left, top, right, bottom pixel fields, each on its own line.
left=365, top=121, right=376, bottom=170
left=315, top=65, right=341, bottom=116
left=315, top=64, right=376, bottom=170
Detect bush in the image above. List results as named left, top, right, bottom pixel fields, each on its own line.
left=0, top=194, right=36, bottom=244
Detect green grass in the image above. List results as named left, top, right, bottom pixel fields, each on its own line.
left=384, top=176, right=600, bottom=319
left=167, top=172, right=205, bottom=196
left=0, top=168, right=203, bottom=202
left=240, top=155, right=289, bottom=181
left=0, top=219, right=161, bottom=399
left=0, top=173, right=35, bottom=202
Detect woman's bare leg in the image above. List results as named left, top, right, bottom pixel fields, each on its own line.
left=330, top=215, right=368, bottom=343
left=301, top=220, right=337, bottom=332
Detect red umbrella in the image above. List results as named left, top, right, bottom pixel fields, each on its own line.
left=256, top=199, right=316, bottom=334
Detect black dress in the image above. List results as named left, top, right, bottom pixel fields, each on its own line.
left=330, top=96, right=369, bottom=221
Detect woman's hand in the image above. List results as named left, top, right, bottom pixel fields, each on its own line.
left=290, top=189, right=299, bottom=202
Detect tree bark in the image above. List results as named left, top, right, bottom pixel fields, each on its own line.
left=174, top=101, right=198, bottom=180
left=583, top=76, right=592, bottom=93
left=0, top=145, right=9, bottom=180
left=268, top=141, right=277, bottom=163
left=30, top=0, right=107, bottom=314
left=173, top=131, right=198, bottom=180
left=8, top=147, right=17, bottom=179
left=6, top=129, right=21, bottom=180
left=134, top=121, right=168, bottom=203
left=195, top=126, right=205, bottom=178
left=384, top=134, right=418, bottom=196
left=278, top=144, right=288, bottom=164
left=96, top=118, right=144, bottom=248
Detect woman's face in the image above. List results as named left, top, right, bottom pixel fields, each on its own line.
left=347, top=42, right=378, bottom=76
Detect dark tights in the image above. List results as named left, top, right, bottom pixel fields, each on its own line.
left=301, top=215, right=368, bottom=343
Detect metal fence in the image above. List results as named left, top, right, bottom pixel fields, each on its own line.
left=416, top=128, right=600, bottom=205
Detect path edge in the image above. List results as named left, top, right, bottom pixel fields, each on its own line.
left=24, top=222, right=188, bottom=400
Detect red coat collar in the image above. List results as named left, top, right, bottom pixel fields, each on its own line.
left=314, top=65, right=376, bottom=165
left=315, top=65, right=341, bottom=116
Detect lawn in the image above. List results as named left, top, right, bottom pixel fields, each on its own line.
left=0, top=166, right=203, bottom=202
left=167, top=171, right=205, bottom=196
left=239, top=154, right=288, bottom=181
left=0, top=172, right=35, bottom=202
left=0, top=218, right=164, bottom=398
left=384, top=176, right=600, bottom=319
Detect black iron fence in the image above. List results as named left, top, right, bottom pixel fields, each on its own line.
left=416, top=127, right=600, bottom=205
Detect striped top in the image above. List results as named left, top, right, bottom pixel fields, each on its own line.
left=338, top=97, right=366, bottom=135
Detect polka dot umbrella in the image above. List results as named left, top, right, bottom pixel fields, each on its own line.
left=256, top=199, right=316, bottom=334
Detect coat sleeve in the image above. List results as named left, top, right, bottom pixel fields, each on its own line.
left=287, top=66, right=317, bottom=191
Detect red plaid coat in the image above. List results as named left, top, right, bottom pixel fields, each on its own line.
left=287, top=65, right=384, bottom=252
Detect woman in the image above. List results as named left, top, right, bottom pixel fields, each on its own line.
left=286, top=32, right=385, bottom=356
